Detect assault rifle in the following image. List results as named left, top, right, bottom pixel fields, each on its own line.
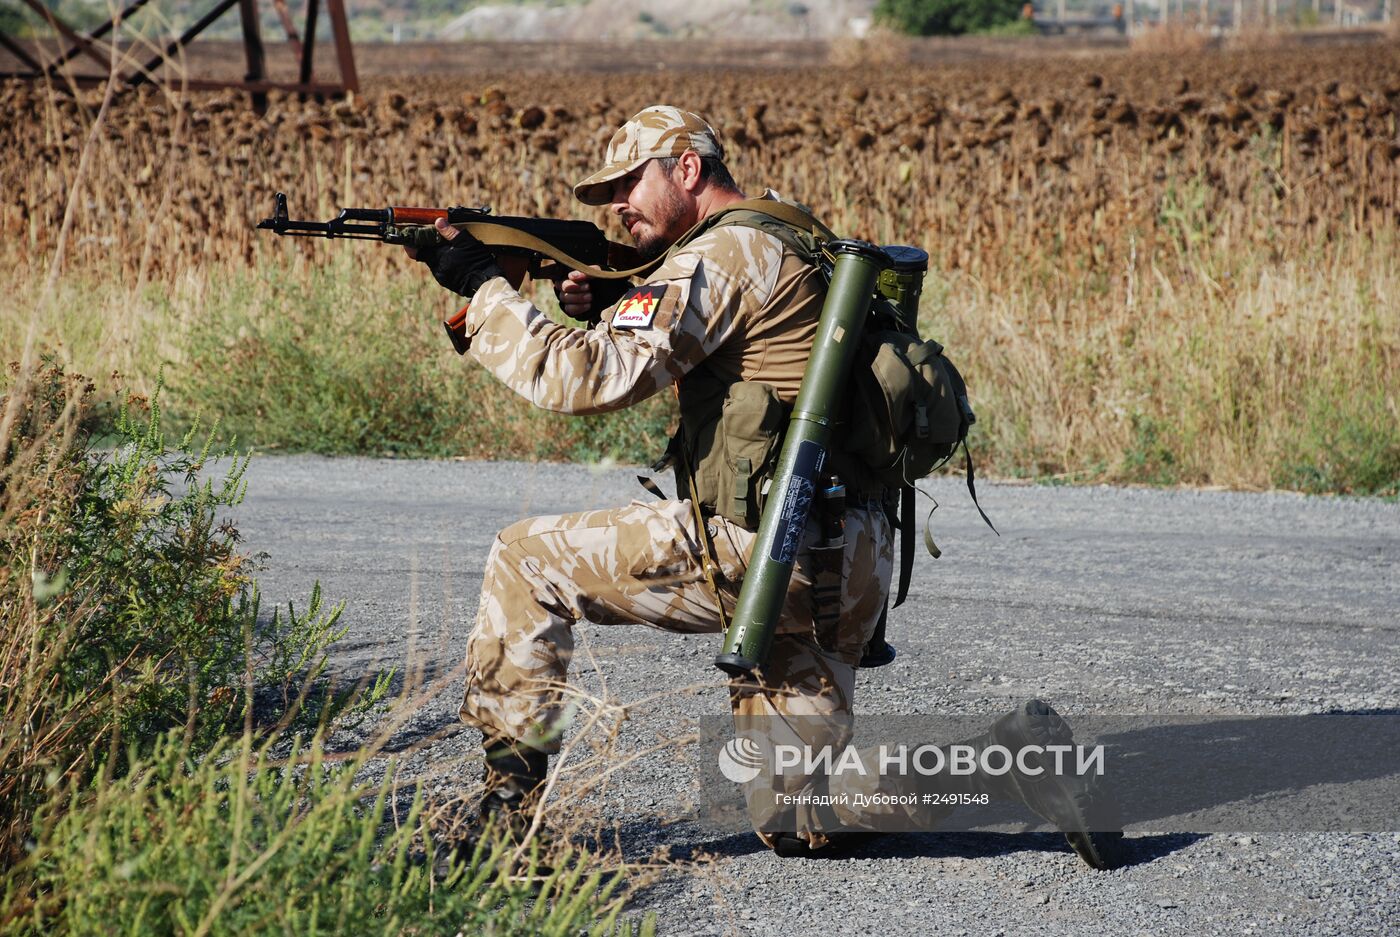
left=257, top=192, right=643, bottom=352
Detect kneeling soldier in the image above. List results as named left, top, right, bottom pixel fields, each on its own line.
left=410, top=105, right=1121, bottom=870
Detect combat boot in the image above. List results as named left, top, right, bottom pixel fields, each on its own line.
left=931, top=699, right=1126, bottom=870
left=442, top=738, right=549, bottom=873
left=479, top=738, right=550, bottom=833
left=765, top=775, right=886, bottom=859
left=769, top=829, right=887, bottom=858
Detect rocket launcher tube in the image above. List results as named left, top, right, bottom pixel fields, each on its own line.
left=715, top=240, right=892, bottom=678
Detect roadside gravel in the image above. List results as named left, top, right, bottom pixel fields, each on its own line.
left=235, top=456, right=1400, bottom=936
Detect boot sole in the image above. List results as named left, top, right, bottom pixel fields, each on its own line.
left=1065, top=828, right=1126, bottom=870
left=1002, top=700, right=1129, bottom=871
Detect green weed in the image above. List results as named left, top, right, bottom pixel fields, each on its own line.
left=1, top=357, right=645, bottom=934
left=1277, top=380, right=1400, bottom=496
left=0, top=360, right=366, bottom=864
left=171, top=259, right=673, bottom=465
left=6, top=731, right=652, bottom=936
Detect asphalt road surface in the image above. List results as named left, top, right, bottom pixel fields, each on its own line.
left=235, top=455, right=1399, bottom=937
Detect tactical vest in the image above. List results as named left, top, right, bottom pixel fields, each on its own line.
left=652, top=198, right=847, bottom=531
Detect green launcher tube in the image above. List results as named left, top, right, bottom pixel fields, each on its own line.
left=715, top=240, right=891, bottom=678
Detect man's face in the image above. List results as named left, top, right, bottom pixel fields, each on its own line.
left=608, top=160, right=695, bottom=260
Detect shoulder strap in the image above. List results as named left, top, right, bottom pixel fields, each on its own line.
left=704, top=197, right=837, bottom=242
left=688, top=198, right=836, bottom=264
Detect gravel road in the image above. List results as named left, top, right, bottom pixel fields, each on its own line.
left=234, top=455, right=1399, bottom=937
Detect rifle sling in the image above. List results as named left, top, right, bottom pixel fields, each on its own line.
left=457, top=198, right=831, bottom=282
left=459, top=221, right=654, bottom=280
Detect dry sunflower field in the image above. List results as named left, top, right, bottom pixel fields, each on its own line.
left=4, top=39, right=1398, bottom=492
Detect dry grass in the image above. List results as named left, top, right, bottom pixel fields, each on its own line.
left=8, top=44, right=1396, bottom=278
left=828, top=27, right=915, bottom=68
left=1130, top=22, right=1215, bottom=54
left=3, top=40, right=1398, bottom=491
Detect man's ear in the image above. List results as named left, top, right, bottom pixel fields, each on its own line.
left=677, top=150, right=704, bottom=193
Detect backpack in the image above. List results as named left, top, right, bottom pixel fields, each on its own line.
left=838, top=315, right=975, bottom=492
left=825, top=289, right=995, bottom=627
left=651, top=200, right=994, bottom=647
left=692, top=203, right=976, bottom=496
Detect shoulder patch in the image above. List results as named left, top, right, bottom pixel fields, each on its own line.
left=611, top=284, right=672, bottom=330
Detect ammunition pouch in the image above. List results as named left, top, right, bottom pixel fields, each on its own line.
left=681, top=380, right=789, bottom=531
left=677, top=376, right=906, bottom=533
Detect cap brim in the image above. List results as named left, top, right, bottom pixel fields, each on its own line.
left=572, top=157, right=648, bottom=206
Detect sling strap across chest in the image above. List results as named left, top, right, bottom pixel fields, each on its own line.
left=459, top=197, right=833, bottom=282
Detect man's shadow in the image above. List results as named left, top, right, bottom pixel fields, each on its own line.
left=1068, top=709, right=1400, bottom=831
left=620, top=708, right=1398, bottom=871
left=605, top=822, right=1200, bottom=870
left=820, top=709, right=1400, bottom=835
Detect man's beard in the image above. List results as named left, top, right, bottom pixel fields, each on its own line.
left=627, top=185, right=687, bottom=261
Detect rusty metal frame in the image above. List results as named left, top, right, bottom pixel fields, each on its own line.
left=0, top=0, right=358, bottom=106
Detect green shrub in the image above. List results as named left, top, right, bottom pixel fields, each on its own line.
left=0, top=5, right=27, bottom=37
left=1277, top=380, right=1400, bottom=497
left=5, top=731, right=651, bottom=936
left=974, top=16, right=1036, bottom=36
left=0, top=359, right=365, bottom=865
left=1, top=359, right=644, bottom=935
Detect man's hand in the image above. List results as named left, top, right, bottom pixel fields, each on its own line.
left=557, top=271, right=594, bottom=320
left=408, top=217, right=502, bottom=298
left=557, top=272, right=634, bottom=323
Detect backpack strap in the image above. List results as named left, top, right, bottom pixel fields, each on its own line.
left=694, top=197, right=835, bottom=240
left=891, top=442, right=997, bottom=610
left=670, top=196, right=835, bottom=267
left=963, top=440, right=998, bottom=535
left=892, top=484, right=916, bottom=609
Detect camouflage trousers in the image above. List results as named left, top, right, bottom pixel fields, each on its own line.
left=459, top=498, right=893, bottom=841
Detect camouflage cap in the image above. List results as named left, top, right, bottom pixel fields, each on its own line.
left=572, top=105, right=726, bottom=206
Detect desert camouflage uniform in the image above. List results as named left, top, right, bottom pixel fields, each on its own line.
left=455, top=199, right=894, bottom=847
